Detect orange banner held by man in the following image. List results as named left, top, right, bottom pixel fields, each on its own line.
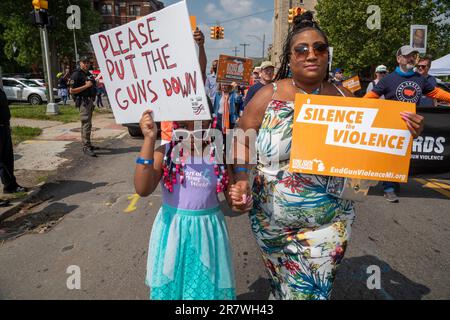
left=216, top=54, right=253, bottom=86
left=342, top=75, right=362, bottom=93
left=289, top=94, right=416, bottom=183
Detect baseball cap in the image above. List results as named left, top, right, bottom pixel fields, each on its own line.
left=396, top=45, right=419, bottom=57
left=79, top=56, right=90, bottom=63
left=260, top=61, right=274, bottom=70
left=334, top=68, right=343, bottom=73
left=253, top=67, right=261, bottom=73
left=375, top=65, right=387, bottom=73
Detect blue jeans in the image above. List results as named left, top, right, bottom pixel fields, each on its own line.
left=383, top=182, right=400, bottom=193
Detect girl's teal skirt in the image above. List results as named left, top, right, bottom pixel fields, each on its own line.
left=145, top=204, right=236, bottom=300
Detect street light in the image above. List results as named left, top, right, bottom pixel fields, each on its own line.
left=247, top=34, right=266, bottom=59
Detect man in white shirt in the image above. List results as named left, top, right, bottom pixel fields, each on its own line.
left=366, top=65, right=387, bottom=99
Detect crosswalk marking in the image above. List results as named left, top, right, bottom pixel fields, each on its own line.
left=414, top=178, right=450, bottom=198
left=124, top=194, right=140, bottom=213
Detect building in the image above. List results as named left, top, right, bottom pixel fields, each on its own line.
left=91, top=0, right=164, bottom=31
left=272, top=0, right=318, bottom=69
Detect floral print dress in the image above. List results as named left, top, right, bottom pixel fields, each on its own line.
left=249, top=83, right=355, bottom=300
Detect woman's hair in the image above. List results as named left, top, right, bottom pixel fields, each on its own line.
left=275, top=11, right=330, bottom=81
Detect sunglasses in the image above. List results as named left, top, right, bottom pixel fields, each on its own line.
left=292, top=43, right=329, bottom=60
left=172, top=128, right=211, bottom=141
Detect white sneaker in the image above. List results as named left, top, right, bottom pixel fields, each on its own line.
left=384, top=190, right=399, bottom=203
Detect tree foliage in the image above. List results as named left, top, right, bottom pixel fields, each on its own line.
left=0, top=0, right=101, bottom=72
left=315, top=0, right=450, bottom=77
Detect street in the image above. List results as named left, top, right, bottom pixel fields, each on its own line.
left=0, top=135, right=449, bottom=300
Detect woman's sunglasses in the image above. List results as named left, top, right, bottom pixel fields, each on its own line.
left=292, top=43, right=329, bottom=60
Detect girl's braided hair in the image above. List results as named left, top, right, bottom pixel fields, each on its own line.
left=275, top=11, right=330, bottom=81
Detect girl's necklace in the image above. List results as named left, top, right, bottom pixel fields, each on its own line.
left=291, top=79, right=323, bottom=95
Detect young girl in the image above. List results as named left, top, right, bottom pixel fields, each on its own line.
left=134, top=106, right=238, bottom=300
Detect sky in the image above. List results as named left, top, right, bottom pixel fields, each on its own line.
left=162, top=0, right=275, bottom=70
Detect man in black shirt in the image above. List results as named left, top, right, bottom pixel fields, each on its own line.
left=69, top=56, right=97, bottom=157
left=0, top=87, right=28, bottom=195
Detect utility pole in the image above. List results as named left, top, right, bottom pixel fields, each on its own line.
left=31, top=0, right=58, bottom=115
left=240, top=43, right=250, bottom=58
left=262, top=34, right=266, bottom=59
left=41, top=25, right=58, bottom=115
left=233, top=46, right=240, bottom=56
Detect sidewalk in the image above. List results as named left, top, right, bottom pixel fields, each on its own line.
left=0, top=111, right=128, bottom=221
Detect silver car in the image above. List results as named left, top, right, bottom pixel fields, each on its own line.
left=1, top=77, right=57, bottom=105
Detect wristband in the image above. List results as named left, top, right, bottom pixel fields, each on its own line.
left=234, top=167, right=249, bottom=174
left=136, top=157, right=154, bottom=165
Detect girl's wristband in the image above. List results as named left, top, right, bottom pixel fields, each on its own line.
left=136, top=157, right=154, bottom=165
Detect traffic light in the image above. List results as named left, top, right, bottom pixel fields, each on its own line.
left=288, top=7, right=305, bottom=24
left=210, top=26, right=216, bottom=39
left=210, top=26, right=224, bottom=40
left=295, top=7, right=304, bottom=17
left=215, top=26, right=221, bottom=39
left=32, top=0, right=48, bottom=10
left=31, top=0, right=49, bottom=26
left=288, top=8, right=295, bottom=24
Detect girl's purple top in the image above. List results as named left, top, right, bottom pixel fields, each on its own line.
left=161, top=158, right=219, bottom=210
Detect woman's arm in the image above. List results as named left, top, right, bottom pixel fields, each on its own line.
left=230, top=84, right=274, bottom=208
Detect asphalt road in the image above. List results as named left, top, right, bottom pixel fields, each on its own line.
left=0, top=136, right=449, bottom=300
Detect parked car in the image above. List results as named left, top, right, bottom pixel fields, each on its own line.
left=1, top=77, right=60, bottom=105
left=29, top=78, right=45, bottom=86
left=29, top=78, right=60, bottom=98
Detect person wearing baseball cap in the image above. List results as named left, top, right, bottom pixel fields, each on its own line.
left=69, top=55, right=98, bottom=157
left=331, top=68, right=346, bottom=86
left=365, top=65, right=388, bottom=96
left=364, top=45, right=450, bottom=203
left=243, top=61, right=275, bottom=110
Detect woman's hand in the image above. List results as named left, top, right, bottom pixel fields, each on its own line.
left=229, top=180, right=253, bottom=213
left=139, top=110, right=158, bottom=141
left=400, top=111, right=424, bottom=138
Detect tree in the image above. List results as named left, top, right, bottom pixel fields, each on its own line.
left=315, top=0, right=450, bottom=78
left=0, top=0, right=101, bottom=73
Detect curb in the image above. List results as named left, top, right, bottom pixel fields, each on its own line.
left=0, top=182, right=45, bottom=223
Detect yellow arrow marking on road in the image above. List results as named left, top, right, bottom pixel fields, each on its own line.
left=414, top=179, right=450, bottom=198
left=124, top=193, right=140, bottom=213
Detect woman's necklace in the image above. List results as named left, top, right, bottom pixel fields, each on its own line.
left=291, top=79, right=323, bottom=95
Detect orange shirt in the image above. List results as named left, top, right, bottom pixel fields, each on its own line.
left=160, top=121, right=173, bottom=141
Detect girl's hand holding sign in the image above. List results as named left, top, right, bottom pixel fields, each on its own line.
left=139, top=110, right=158, bottom=141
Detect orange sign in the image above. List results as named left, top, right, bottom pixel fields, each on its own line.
left=342, top=75, right=361, bottom=93
left=216, top=54, right=253, bottom=86
left=289, top=95, right=416, bottom=183
left=189, top=16, right=196, bottom=31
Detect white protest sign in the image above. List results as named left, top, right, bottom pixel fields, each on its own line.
left=90, top=1, right=210, bottom=123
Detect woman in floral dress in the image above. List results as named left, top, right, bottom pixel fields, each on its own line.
left=229, top=12, right=424, bottom=300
